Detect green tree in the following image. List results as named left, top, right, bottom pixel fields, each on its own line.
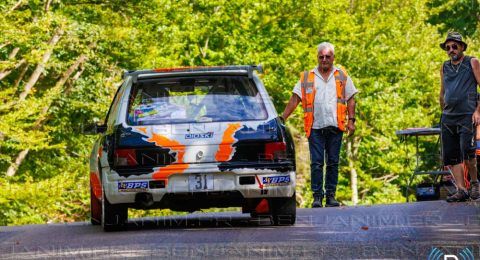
left=426, top=0, right=480, bottom=37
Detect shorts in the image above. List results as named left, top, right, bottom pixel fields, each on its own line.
left=441, top=114, right=476, bottom=165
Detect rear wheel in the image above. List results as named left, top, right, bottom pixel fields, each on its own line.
left=271, top=193, right=296, bottom=225
left=101, top=190, right=128, bottom=231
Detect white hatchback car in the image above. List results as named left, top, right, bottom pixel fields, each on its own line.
left=89, top=65, right=296, bottom=231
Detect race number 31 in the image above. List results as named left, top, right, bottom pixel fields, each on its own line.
left=189, top=174, right=213, bottom=191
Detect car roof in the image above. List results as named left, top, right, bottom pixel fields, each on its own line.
left=123, top=65, right=263, bottom=82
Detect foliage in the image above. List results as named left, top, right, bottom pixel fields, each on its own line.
left=0, top=0, right=478, bottom=225
left=426, top=0, right=480, bottom=37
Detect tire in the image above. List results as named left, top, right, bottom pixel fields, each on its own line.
left=90, top=186, right=101, bottom=225
left=271, top=193, right=296, bottom=226
left=102, top=190, right=128, bottom=231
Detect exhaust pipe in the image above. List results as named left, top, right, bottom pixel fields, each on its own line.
left=135, top=192, right=154, bottom=208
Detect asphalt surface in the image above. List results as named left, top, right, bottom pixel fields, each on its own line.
left=0, top=200, right=479, bottom=259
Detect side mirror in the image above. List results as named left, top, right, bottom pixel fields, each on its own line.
left=95, top=123, right=107, bottom=134
left=83, top=122, right=107, bottom=134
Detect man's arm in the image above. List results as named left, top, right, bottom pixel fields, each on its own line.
left=439, top=65, right=445, bottom=111
left=347, top=96, right=356, bottom=136
left=471, top=58, right=480, bottom=125
left=281, top=93, right=301, bottom=121
left=472, top=57, right=480, bottom=84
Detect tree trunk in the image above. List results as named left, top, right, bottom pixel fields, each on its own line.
left=10, top=0, right=23, bottom=11
left=18, top=29, right=64, bottom=102
left=0, top=42, right=11, bottom=49
left=8, top=47, right=20, bottom=59
left=347, top=137, right=359, bottom=205
left=200, top=37, right=209, bottom=58
left=0, top=47, right=23, bottom=80
left=44, top=0, right=53, bottom=12
left=13, top=63, right=29, bottom=88
left=0, top=59, right=26, bottom=81
left=7, top=49, right=90, bottom=177
left=34, top=53, right=89, bottom=126
left=63, top=41, right=96, bottom=95
left=349, top=0, right=355, bottom=13
left=64, top=65, right=85, bottom=96
left=6, top=149, right=29, bottom=177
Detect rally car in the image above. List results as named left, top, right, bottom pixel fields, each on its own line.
left=89, top=65, right=296, bottom=231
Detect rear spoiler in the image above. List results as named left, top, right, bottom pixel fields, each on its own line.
left=122, top=65, right=263, bottom=82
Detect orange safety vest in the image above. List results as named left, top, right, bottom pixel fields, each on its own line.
left=300, top=68, right=348, bottom=138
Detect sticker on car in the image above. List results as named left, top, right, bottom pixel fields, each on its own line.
left=262, top=176, right=290, bottom=186
left=185, top=132, right=214, bottom=139
left=118, top=181, right=149, bottom=192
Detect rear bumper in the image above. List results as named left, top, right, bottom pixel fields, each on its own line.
left=103, top=170, right=295, bottom=207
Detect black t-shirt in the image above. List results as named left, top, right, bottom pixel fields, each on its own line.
left=442, top=56, right=477, bottom=119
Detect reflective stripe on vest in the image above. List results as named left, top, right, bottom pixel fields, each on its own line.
left=300, top=68, right=348, bottom=138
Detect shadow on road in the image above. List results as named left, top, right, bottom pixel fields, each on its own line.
left=104, top=213, right=288, bottom=232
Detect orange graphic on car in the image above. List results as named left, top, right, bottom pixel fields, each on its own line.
left=90, top=172, right=102, bottom=199
left=215, top=123, right=241, bottom=162
left=136, top=127, right=147, bottom=134
left=147, top=133, right=188, bottom=180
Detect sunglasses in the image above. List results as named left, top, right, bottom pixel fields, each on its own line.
left=319, top=55, right=332, bottom=60
left=445, top=43, right=458, bottom=51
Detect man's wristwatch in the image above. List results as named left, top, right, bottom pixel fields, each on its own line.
left=349, top=117, right=356, bottom=123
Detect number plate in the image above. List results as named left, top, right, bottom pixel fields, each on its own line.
left=188, top=174, right=214, bottom=191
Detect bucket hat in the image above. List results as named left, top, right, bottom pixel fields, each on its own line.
left=440, top=32, right=468, bottom=51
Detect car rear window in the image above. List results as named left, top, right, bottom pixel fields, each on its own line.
left=127, top=76, right=268, bottom=125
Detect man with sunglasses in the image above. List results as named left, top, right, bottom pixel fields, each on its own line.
left=439, top=32, right=480, bottom=202
left=280, top=42, right=357, bottom=207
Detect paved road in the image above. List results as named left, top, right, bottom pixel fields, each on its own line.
left=0, top=200, right=479, bottom=259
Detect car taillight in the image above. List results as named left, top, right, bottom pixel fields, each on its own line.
left=264, top=142, right=287, bottom=161
left=114, top=149, right=138, bottom=166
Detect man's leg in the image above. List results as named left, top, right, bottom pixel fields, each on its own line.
left=446, top=164, right=469, bottom=202
left=446, top=118, right=472, bottom=202
left=442, top=120, right=468, bottom=202
left=462, top=121, right=480, bottom=200
left=476, top=147, right=480, bottom=180
left=451, top=163, right=466, bottom=190
left=324, top=127, right=343, bottom=207
left=476, top=138, right=480, bottom=180
left=308, top=129, right=326, bottom=207
left=466, top=157, right=480, bottom=200
left=466, top=158, right=478, bottom=182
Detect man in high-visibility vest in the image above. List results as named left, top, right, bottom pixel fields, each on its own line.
left=439, top=32, right=480, bottom=202
left=281, top=42, right=358, bottom=207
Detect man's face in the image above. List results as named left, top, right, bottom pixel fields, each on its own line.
left=317, top=48, right=334, bottom=72
left=445, top=40, right=464, bottom=61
